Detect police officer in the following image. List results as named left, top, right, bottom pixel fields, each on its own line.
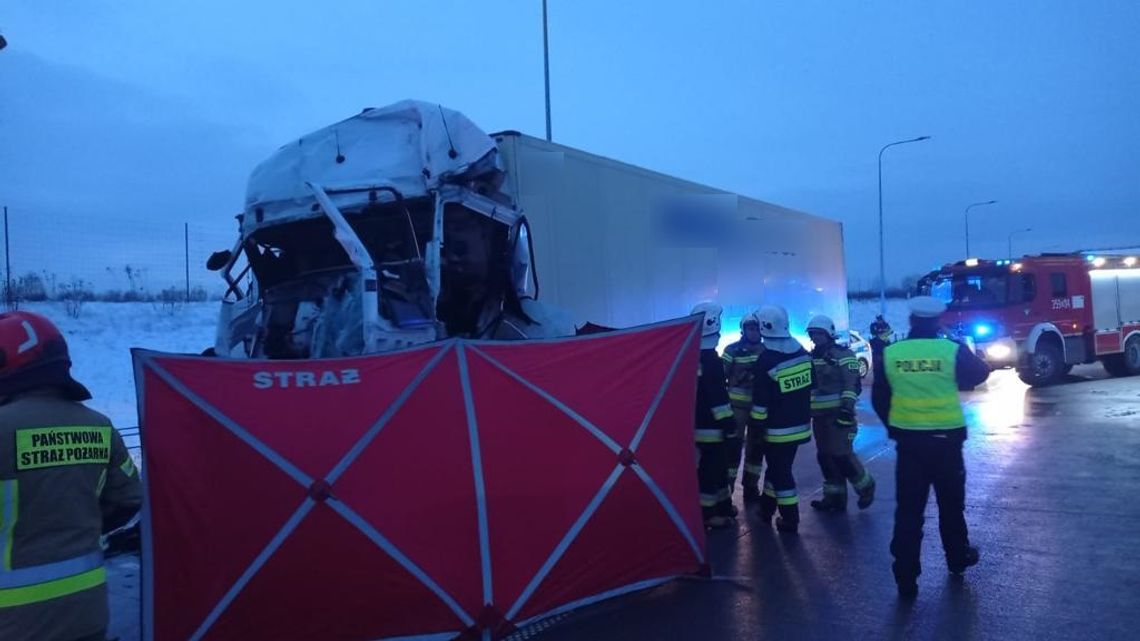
left=806, top=315, right=875, bottom=512
left=748, top=305, right=813, bottom=533
left=872, top=297, right=990, bottom=598
left=869, top=315, right=893, bottom=363
left=721, top=312, right=764, bottom=499
left=0, top=311, right=142, bottom=641
left=692, top=303, right=735, bottom=529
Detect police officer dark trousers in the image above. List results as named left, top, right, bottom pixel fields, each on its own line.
left=749, top=306, right=813, bottom=533
left=872, top=297, right=990, bottom=598
left=692, top=303, right=735, bottom=529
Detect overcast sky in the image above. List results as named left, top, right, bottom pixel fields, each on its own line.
left=2, top=0, right=1138, bottom=291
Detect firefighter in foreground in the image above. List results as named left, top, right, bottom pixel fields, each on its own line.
left=872, top=297, right=990, bottom=598
left=692, top=303, right=735, bottom=529
left=806, top=315, right=875, bottom=512
left=721, top=312, right=765, bottom=500
left=0, top=311, right=142, bottom=641
left=748, top=305, right=813, bottom=533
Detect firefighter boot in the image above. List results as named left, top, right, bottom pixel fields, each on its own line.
left=809, top=495, right=846, bottom=512
left=948, top=546, right=980, bottom=575
left=704, top=515, right=733, bottom=530
left=856, top=476, right=876, bottom=510
left=742, top=467, right=764, bottom=503
left=810, top=484, right=847, bottom=512
left=756, top=496, right=776, bottom=524
left=756, top=483, right=777, bottom=523
left=774, top=504, right=799, bottom=533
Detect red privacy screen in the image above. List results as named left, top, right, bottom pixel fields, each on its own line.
left=133, top=318, right=705, bottom=641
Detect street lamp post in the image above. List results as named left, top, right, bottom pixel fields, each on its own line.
left=878, top=135, right=931, bottom=315
left=964, top=200, right=997, bottom=257
left=1008, top=227, right=1031, bottom=260
left=542, top=0, right=552, bottom=141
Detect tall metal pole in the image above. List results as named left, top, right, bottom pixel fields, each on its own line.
left=184, top=222, right=190, bottom=302
left=964, top=200, right=997, bottom=258
left=1008, top=227, right=1031, bottom=260
left=3, top=206, right=10, bottom=310
left=542, top=0, right=552, bottom=141
left=878, top=150, right=885, bottom=315
left=877, top=136, right=931, bottom=315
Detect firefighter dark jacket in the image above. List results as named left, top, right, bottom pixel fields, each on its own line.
left=0, top=388, right=142, bottom=641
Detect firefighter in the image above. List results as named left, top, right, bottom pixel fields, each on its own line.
left=806, top=315, right=875, bottom=512
left=748, top=305, right=813, bottom=533
left=872, top=297, right=990, bottom=599
left=0, top=311, right=142, bottom=641
left=691, top=302, right=735, bottom=529
left=721, top=312, right=765, bottom=499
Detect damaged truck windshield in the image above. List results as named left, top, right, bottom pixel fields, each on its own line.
left=210, top=101, right=544, bottom=359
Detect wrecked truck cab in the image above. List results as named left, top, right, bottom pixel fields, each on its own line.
left=213, top=100, right=559, bottom=359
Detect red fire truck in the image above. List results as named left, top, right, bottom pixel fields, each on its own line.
left=926, top=253, right=1140, bottom=386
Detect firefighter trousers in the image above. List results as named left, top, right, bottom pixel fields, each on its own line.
left=740, top=413, right=768, bottom=494
left=891, top=435, right=971, bottom=582
left=758, top=442, right=800, bottom=525
left=812, top=415, right=874, bottom=501
left=726, top=406, right=757, bottom=489
left=697, top=439, right=733, bottom=520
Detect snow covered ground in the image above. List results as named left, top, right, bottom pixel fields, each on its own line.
left=18, top=302, right=219, bottom=441
left=848, top=297, right=912, bottom=339
left=20, top=297, right=913, bottom=440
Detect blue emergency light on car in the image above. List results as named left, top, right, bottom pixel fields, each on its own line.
left=973, top=323, right=994, bottom=338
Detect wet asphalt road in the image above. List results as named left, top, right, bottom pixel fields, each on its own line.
left=516, top=366, right=1140, bottom=641
left=107, top=366, right=1140, bottom=641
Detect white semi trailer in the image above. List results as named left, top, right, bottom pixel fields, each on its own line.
left=209, top=100, right=848, bottom=358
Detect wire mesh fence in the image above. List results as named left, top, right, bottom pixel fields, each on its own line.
left=1, top=204, right=237, bottom=311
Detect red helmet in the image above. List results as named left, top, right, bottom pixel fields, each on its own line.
left=0, top=311, right=91, bottom=400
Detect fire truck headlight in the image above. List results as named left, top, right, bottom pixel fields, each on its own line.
left=986, top=343, right=1013, bottom=360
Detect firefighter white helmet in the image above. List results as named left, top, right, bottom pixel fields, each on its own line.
left=806, top=314, right=837, bottom=338
left=741, top=311, right=761, bottom=330
left=691, top=301, right=723, bottom=338
left=756, top=305, right=791, bottom=339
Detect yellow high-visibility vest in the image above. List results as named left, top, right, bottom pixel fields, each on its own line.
left=884, top=339, right=966, bottom=429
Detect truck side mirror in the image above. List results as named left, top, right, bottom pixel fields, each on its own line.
left=206, top=250, right=233, bottom=271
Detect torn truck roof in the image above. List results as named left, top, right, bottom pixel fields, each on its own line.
left=243, top=99, right=497, bottom=235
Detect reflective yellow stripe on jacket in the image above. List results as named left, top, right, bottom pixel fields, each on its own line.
left=884, top=339, right=966, bottom=429
left=711, top=404, right=733, bottom=421
left=764, top=423, right=812, bottom=444
left=728, top=388, right=752, bottom=403
left=810, top=392, right=842, bottom=411
left=0, top=479, right=108, bottom=609
left=0, top=564, right=106, bottom=608
left=725, top=350, right=760, bottom=405
left=695, top=429, right=725, bottom=443
left=1, top=480, right=17, bottom=571
left=750, top=405, right=768, bottom=421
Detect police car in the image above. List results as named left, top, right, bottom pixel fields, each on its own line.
left=847, top=330, right=873, bottom=379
